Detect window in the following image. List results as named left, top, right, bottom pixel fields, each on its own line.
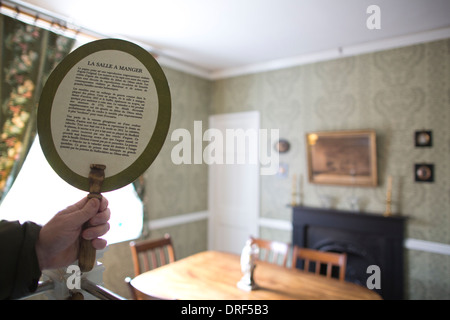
left=0, top=136, right=143, bottom=245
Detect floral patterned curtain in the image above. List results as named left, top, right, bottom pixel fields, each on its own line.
left=0, top=14, right=75, bottom=203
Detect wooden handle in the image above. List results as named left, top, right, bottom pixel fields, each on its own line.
left=78, top=164, right=106, bottom=272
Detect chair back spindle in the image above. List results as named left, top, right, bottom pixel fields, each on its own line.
left=292, top=246, right=347, bottom=281
left=250, top=237, right=289, bottom=267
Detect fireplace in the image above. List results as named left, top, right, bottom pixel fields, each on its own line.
left=292, top=206, right=406, bottom=300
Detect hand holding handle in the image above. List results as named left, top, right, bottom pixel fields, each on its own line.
left=78, top=164, right=106, bottom=272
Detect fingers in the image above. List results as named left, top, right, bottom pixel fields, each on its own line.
left=62, top=196, right=109, bottom=219
left=68, top=196, right=110, bottom=226
left=59, top=197, right=89, bottom=215
left=69, top=196, right=111, bottom=248
left=82, top=206, right=111, bottom=240
left=73, top=197, right=101, bottom=225
left=89, top=207, right=111, bottom=227
left=99, top=196, right=109, bottom=212
left=82, top=222, right=110, bottom=240
left=91, top=238, right=108, bottom=250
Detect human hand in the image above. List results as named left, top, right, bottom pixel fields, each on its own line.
left=35, top=197, right=111, bottom=270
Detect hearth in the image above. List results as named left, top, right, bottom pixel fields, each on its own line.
left=292, top=206, right=406, bottom=300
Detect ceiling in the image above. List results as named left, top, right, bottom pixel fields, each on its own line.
left=15, top=0, right=450, bottom=77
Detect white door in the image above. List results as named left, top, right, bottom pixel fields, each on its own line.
left=208, top=111, right=260, bottom=254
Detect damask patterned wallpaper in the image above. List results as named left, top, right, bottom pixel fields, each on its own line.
left=144, top=68, right=210, bottom=221
left=102, top=39, right=449, bottom=300
left=211, top=39, right=450, bottom=299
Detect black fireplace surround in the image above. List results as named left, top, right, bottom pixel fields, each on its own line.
left=292, top=206, right=406, bottom=300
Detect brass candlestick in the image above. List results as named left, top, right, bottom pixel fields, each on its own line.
left=291, top=192, right=298, bottom=207
left=292, top=174, right=297, bottom=206
left=298, top=174, right=304, bottom=206
left=290, top=174, right=305, bottom=207
left=383, top=175, right=392, bottom=217
left=384, top=197, right=392, bottom=217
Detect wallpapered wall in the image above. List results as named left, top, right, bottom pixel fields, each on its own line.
left=102, top=39, right=449, bottom=300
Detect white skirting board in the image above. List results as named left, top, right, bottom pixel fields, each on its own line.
left=404, top=238, right=450, bottom=256
left=147, top=211, right=208, bottom=230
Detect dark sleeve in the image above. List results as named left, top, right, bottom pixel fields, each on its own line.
left=0, top=220, right=42, bottom=299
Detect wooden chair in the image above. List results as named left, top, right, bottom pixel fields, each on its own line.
left=129, top=233, right=175, bottom=277
left=292, top=246, right=347, bottom=281
left=250, top=237, right=289, bottom=267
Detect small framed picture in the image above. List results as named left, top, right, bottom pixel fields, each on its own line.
left=415, top=130, right=432, bottom=147
left=414, top=164, right=434, bottom=182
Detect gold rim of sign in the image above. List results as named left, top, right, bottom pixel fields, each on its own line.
left=38, top=39, right=171, bottom=192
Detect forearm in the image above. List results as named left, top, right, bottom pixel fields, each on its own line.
left=0, top=220, right=42, bottom=299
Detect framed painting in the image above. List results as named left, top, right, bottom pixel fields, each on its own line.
left=305, top=129, right=377, bottom=187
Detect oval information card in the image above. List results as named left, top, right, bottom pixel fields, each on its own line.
left=38, top=39, right=171, bottom=192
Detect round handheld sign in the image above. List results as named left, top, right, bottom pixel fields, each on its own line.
left=38, top=39, right=171, bottom=271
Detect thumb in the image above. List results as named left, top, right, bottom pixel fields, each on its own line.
left=73, top=198, right=100, bottom=226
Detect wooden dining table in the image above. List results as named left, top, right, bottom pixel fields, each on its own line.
left=130, top=251, right=382, bottom=300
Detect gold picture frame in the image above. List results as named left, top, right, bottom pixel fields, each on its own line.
left=306, top=129, right=377, bottom=187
